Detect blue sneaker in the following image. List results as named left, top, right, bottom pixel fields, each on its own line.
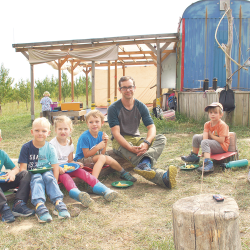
left=1, top=203, right=15, bottom=223
left=162, top=165, right=178, bottom=189
left=181, top=152, right=200, bottom=163
left=197, top=159, right=214, bottom=172
left=12, top=200, right=35, bottom=217
left=35, top=203, right=52, bottom=223
left=120, top=171, right=137, bottom=182
left=134, top=163, right=156, bottom=180
left=53, top=201, right=70, bottom=219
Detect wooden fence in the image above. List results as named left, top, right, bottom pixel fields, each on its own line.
left=178, top=91, right=250, bottom=126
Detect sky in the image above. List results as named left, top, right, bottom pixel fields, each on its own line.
left=1, top=0, right=196, bottom=85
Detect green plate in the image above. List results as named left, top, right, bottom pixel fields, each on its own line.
left=180, top=164, right=200, bottom=170
left=111, top=181, right=134, bottom=188
left=29, top=167, right=53, bottom=174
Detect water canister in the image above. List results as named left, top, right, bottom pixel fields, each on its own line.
left=223, top=159, right=248, bottom=169
left=203, top=78, right=209, bottom=91
left=212, top=78, right=217, bottom=90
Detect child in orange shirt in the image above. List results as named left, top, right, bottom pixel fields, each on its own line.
left=181, top=102, right=230, bottom=172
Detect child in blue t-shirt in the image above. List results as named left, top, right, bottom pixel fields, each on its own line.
left=74, top=110, right=137, bottom=185
left=0, top=129, right=34, bottom=223
left=18, top=118, right=70, bottom=223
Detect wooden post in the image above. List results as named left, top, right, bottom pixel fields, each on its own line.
left=237, top=6, right=242, bottom=90
left=85, top=67, right=89, bottom=109
left=114, top=60, right=117, bottom=102
left=122, top=64, right=125, bottom=76
left=58, top=59, right=62, bottom=103
left=30, top=64, right=35, bottom=122
left=172, top=194, right=241, bottom=250
left=71, top=61, right=74, bottom=101
left=156, top=42, right=161, bottom=98
left=107, top=60, right=111, bottom=107
left=91, top=61, right=95, bottom=110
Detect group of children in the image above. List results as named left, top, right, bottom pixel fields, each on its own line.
left=0, top=100, right=233, bottom=223
left=0, top=108, right=136, bottom=223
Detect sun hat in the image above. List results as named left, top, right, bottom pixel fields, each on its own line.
left=43, top=91, right=50, bottom=96
left=204, top=102, right=223, bottom=112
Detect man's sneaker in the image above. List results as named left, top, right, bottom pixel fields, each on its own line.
left=53, top=201, right=70, bottom=219
left=181, top=151, right=200, bottom=163
left=162, top=165, right=178, bottom=189
left=134, top=163, right=156, bottom=180
left=1, top=203, right=15, bottom=223
left=35, top=203, right=52, bottom=223
left=12, top=200, right=35, bottom=217
left=197, top=159, right=214, bottom=172
left=120, top=171, right=137, bottom=182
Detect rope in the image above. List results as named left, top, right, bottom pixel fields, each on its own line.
left=215, top=7, right=248, bottom=71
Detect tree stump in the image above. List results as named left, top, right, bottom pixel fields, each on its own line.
left=172, top=194, right=241, bottom=250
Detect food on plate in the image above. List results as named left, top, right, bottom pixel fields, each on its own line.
left=63, top=165, right=75, bottom=171
left=185, top=164, right=195, bottom=169
left=116, top=182, right=128, bottom=187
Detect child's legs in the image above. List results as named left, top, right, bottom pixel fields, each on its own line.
left=0, top=188, right=7, bottom=211
left=69, top=168, right=98, bottom=187
left=201, top=139, right=226, bottom=158
left=92, top=155, right=106, bottom=179
left=14, top=170, right=31, bottom=203
left=30, top=173, right=46, bottom=206
left=104, top=155, right=122, bottom=172
left=58, top=173, right=77, bottom=192
left=192, top=134, right=203, bottom=154
left=42, top=171, right=64, bottom=205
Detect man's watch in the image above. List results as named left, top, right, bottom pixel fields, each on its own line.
left=143, top=139, right=151, bottom=146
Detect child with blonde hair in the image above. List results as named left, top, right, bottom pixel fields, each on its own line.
left=50, top=115, right=118, bottom=202
left=40, top=91, right=53, bottom=123
left=74, top=110, right=137, bottom=193
left=19, top=117, right=70, bottom=223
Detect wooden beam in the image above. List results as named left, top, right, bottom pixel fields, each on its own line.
left=73, top=61, right=81, bottom=70
left=160, top=42, right=171, bottom=53
left=156, top=42, right=161, bottom=98
left=146, top=43, right=157, bottom=55
left=21, top=51, right=29, bottom=60
left=91, top=61, right=95, bottom=110
left=123, top=64, right=125, bottom=76
left=84, top=67, right=90, bottom=109
left=15, top=38, right=179, bottom=52
left=161, top=50, right=175, bottom=62
left=108, top=61, right=111, bottom=107
left=118, top=56, right=153, bottom=60
left=30, top=64, right=35, bottom=122
left=58, top=59, right=62, bottom=102
left=71, top=61, right=74, bottom=101
left=115, top=60, right=117, bottom=102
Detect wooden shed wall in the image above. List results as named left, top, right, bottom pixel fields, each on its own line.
left=178, top=91, right=250, bottom=126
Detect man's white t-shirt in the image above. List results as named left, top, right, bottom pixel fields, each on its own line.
left=50, top=137, right=74, bottom=165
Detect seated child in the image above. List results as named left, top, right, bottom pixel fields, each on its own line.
left=50, top=115, right=118, bottom=202
left=18, top=117, right=70, bottom=223
left=74, top=110, right=137, bottom=187
left=181, top=102, right=230, bottom=172
left=0, top=129, right=34, bottom=223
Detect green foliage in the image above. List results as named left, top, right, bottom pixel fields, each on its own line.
left=35, top=76, right=58, bottom=99
left=74, top=75, right=92, bottom=101
left=14, top=79, right=31, bottom=109
left=61, top=72, right=71, bottom=102
left=0, top=64, right=14, bottom=104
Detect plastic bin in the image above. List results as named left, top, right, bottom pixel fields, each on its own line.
left=163, top=109, right=175, bottom=121
left=50, top=102, right=58, bottom=110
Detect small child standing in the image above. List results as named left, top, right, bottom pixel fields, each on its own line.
left=74, top=110, right=137, bottom=184
left=40, top=91, right=53, bottom=123
left=18, top=117, right=70, bottom=223
left=181, top=102, right=230, bottom=172
left=0, top=129, right=34, bottom=223
left=50, top=115, right=118, bottom=202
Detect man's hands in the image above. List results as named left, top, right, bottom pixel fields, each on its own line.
left=130, top=142, right=149, bottom=156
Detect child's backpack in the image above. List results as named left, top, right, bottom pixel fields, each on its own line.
left=219, top=88, right=235, bottom=113
left=152, top=106, right=163, bottom=119
left=168, top=94, right=177, bottom=111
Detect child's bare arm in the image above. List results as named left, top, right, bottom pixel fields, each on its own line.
left=51, top=163, right=60, bottom=181
left=19, top=163, right=28, bottom=172
left=5, top=166, right=19, bottom=182
left=208, top=131, right=225, bottom=143
left=82, top=141, right=106, bottom=158
left=203, top=131, right=208, bottom=140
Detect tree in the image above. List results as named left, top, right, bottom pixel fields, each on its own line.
left=61, top=72, right=71, bottom=102
left=18, top=79, right=31, bottom=110
left=0, top=64, right=14, bottom=104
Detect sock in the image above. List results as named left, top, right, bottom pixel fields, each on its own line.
left=119, top=168, right=125, bottom=174
left=192, top=152, right=198, bottom=156
left=139, top=157, right=152, bottom=168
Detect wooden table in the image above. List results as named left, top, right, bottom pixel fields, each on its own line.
left=40, top=110, right=86, bottom=124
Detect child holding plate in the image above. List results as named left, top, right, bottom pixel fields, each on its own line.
left=18, top=117, right=70, bottom=223
left=50, top=115, right=118, bottom=203
left=0, top=129, right=35, bottom=223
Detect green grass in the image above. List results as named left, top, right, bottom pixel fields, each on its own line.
left=1, top=101, right=250, bottom=249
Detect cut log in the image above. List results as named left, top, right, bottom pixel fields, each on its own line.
left=172, top=194, right=241, bottom=250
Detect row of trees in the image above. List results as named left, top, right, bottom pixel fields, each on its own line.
left=0, top=64, right=92, bottom=106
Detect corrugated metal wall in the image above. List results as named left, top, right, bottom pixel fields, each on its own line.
left=179, top=0, right=250, bottom=90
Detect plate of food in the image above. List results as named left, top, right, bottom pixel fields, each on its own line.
left=180, top=164, right=200, bottom=170
left=29, top=166, right=53, bottom=174
left=111, top=181, right=134, bottom=188
left=0, top=172, right=9, bottom=183
left=59, top=163, right=79, bottom=173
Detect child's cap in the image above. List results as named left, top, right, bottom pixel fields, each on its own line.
left=204, top=102, right=223, bottom=112
left=43, top=91, right=50, bottom=96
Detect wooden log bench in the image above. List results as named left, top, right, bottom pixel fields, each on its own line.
left=172, top=194, right=241, bottom=250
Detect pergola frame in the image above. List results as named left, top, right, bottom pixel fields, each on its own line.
left=13, top=33, right=178, bottom=121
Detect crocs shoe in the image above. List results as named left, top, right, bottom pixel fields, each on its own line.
left=120, top=171, right=137, bottom=182
left=181, top=152, right=200, bottom=163
left=162, top=165, right=178, bottom=189
left=197, top=159, right=214, bottom=172
left=78, top=192, right=94, bottom=207
left=1, top=203, right=15, bottom=223
left=12, top=200, right=35, bottom=217
left=35, top=203, right=52, bottom=223
left=53, top=201, right=70, bottom=219
left=134, top=163, right=156, bottom=180
left=103, top=189, right=118, bottom=202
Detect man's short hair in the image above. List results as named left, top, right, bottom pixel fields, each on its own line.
left=118, top=76, right=135, bottom=87
left=32, top=117, right=50, bottom=130
left=85, top=110, right=104, bottom=123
